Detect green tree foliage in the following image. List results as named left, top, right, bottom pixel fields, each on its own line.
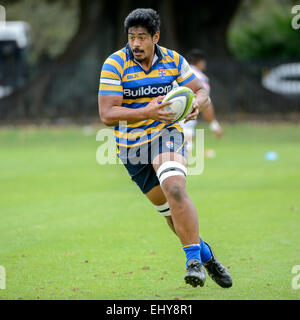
left=228, top=0, right=300, bottom=60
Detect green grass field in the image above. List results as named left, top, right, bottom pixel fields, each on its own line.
left=0, top=122, right=300, bottom=300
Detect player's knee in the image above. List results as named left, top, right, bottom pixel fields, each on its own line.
left=169, top=184, right=183, bottom=201
left=163, top=180, right=186, bottom=202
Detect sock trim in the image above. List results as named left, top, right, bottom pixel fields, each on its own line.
left=182, top=244, right=200, bottom=248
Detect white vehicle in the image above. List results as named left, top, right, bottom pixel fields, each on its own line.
left=0, top=21, right=31, bottom=98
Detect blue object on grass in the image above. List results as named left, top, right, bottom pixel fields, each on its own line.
left=264, top=151, right=278, bottom=161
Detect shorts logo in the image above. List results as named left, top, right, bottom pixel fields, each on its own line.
left=166, top=141, right=174, bottom=149
left=158, top=68, right=166, bottom=77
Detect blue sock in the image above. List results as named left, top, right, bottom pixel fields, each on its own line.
left=199, top=238, right=212, bottom=263
left=182, top=244, right=201, bottom=267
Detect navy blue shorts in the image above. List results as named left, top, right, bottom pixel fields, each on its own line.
left=119, top=127, right=187, bottom=194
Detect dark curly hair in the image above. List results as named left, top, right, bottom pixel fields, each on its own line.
left=124, top=8, right=160, bottom=36
left=186, top=49, right=206, bottom=65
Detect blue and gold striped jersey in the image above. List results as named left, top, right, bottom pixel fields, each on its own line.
left=99, top=44, right=195, bottom=148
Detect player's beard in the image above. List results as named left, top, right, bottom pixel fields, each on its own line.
left=133, top=49, right=146, bottom=62
left=135, top=57, right=146, bottom=63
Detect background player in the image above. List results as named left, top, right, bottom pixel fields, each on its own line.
left=179, top=49, right=222, bottom=154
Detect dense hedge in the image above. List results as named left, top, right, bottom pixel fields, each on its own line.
left=228, top=0, right=300, bottom=60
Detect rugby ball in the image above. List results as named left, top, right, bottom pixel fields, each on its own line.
left=162, top=87, right=195, bottom=122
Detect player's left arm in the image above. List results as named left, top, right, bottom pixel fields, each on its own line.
left=183, top=77, right=211, bottom=123
left=202, top=102, right=222, bottom=137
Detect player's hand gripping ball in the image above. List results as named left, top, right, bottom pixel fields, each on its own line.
left=162, top=87, right=195, bottom=122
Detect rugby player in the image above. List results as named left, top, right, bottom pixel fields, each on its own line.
left=98, top=8, right=232, bottom=288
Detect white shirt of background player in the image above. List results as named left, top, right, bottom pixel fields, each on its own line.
left=178, top=64, right=210, bottom=134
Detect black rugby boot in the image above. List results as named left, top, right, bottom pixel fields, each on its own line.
left=203, top=242, right=232, bottom=288
left=184, top=259, right=206, bottom=288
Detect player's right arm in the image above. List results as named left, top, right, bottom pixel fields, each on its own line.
left=98, top=94, right=175, bottom=126
left=98, top=55, right=175, bottom=126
